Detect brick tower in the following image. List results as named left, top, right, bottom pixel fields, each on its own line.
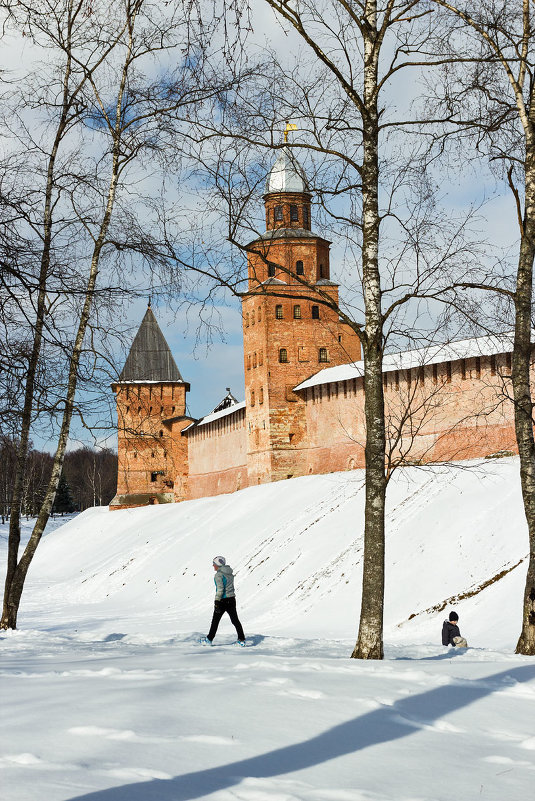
left=110, top=305, right=194, bottom=509
left=243, top=147, right=361, bottom=485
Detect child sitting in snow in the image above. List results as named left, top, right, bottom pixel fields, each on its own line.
left=442, top=610, right=468, bottom=648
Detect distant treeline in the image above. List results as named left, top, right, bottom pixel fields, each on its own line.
left=0, top=437, right=118, bottom=520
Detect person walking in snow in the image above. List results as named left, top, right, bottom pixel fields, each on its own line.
left=200, top=556, right=246, bottom=646
left=442, top=610, right=468, bottom=648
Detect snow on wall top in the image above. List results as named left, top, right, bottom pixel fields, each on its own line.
left=294, top=332, right=516, bottom=391
left=186, top=400, right=246, bottom=431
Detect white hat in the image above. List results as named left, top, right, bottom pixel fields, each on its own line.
left=213, top=556, right=226, bottom=566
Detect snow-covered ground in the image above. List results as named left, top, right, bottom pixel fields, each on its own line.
left=1, top=459, right=534, bottom=801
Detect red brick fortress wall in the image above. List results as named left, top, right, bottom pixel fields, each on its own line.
left=186, top=405, right=248, bottom=499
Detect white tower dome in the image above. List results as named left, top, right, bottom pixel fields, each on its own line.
left=265, top=147, right=310, bottom=194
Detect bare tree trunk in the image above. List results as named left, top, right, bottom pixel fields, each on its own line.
left=352, top=1, right=385, bottom=659
left=514, top=138, right=535, bottom=654
left=1, top=32, right=74, bottom=628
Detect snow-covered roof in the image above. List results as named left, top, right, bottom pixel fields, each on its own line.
left=188, top=400, right=246, bottom=430
left=294, top=332, right=515, bottom=392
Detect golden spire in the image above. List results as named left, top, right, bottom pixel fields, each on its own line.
left=283, top=121, right=298, bottom=143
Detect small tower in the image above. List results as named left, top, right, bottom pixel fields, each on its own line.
left=110, top=305, right=194, bottom=509
left=243, top=146, right=361, bottom=485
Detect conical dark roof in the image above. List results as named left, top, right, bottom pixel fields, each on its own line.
left=119, top=306, right=185, bottom=383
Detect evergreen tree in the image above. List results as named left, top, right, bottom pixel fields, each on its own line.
left=52, top=474, right=75, bottom=516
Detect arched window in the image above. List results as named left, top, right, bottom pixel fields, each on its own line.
left=251, top=390, right=255, bottom=406
left=268, top=264, right=275, bottom=277
left=296, top=260, right=304, bottom=275
left=259, top=387, right=264, bottom=404
left=290, top=204, right=298, bottom=221
left=275, top=304, right=283, bottom=319
left=251, top=310, right=255, bottom=325
left=303, top=206, right=309, bottom=226
left=279, top=348, right=288, bottom=363
left=312, top=305, right=320, bottom=319
left=293, top=305, right=301, bottom=319
left=274, top=205, right=283, bottom=221
left=319, top=347, right=328, bottom=363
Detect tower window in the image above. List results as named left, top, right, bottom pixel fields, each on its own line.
left=246, top=313, right=249, bottom=327
left=253, top=352, right=257, bottom=368
left=251, top=390, right=255, bottom=406
left=274, top=205, right=283, bottom=221
left=293, top=305, right=302, bottom=319
left=251, top=310, right=255, bottom=325
left=275, top=304, right=283, bottom=319
left=247, top=354, right=251, bottom=370
left=319, top=347, right=329, bottom=363
left=268, top=264, right=275, bottom=277
left=319, top=263, right=326, bottom=278
left=290, top=204, right=298, bottom=221
left=258, top=306, right=262, bottom=322
left=151, top=471, right=158, bottom=482
left=159, top=430, right=163, bottom=437
left=279, top=348, right=288, bottom=363
left=259, top=387, right=264, bottom=404
left=312, top=305, right=320, bottom=319
left=303, top=206, right=309, bottom=225
left=296, top=260, right=304, bottom=275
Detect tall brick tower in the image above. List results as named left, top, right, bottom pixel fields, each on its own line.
left=243, top=147, right=361, bottom=485
left=110, top=305, right=194, bottom=509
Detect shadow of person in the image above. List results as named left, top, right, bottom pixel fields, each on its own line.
left=66, top=663, right=535, bottom=801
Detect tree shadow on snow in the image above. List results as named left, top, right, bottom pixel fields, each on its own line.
left=66, top=664, right=535, bottom=801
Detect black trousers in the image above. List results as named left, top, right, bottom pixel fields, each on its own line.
left=207, top=597, right=245, bottom=641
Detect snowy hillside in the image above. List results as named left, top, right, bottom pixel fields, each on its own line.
left=13, top=457, right=529, bottom=648
left=1, top=459, right=534, bottom=801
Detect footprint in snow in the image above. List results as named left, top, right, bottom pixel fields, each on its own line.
left=279, top=688, right=325, bottom=700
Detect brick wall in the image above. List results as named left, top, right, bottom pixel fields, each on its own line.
left=186, top=406, right=248, bottom=499
left=295, top=353, right=519, bottom=475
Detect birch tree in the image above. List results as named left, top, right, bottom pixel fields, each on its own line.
left=0, top=0, right=230, bottom=629
left=427, top=0, right=535, bottom=654
left=205, top=0, right=474, bottom=659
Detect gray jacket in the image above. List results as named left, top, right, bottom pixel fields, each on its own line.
left=214, top=564, right=235, bottom=600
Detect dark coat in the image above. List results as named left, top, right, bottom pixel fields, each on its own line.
left=442, top=620, right=460, bottom=646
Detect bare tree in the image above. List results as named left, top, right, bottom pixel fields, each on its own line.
left=426, top=0, right=535, bottom=654
left=191, top=0, right=482, bottom=658
left=0, top=0, right=233, bottom=629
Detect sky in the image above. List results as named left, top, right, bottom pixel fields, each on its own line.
left=0, top=1, right=522, bottom=453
